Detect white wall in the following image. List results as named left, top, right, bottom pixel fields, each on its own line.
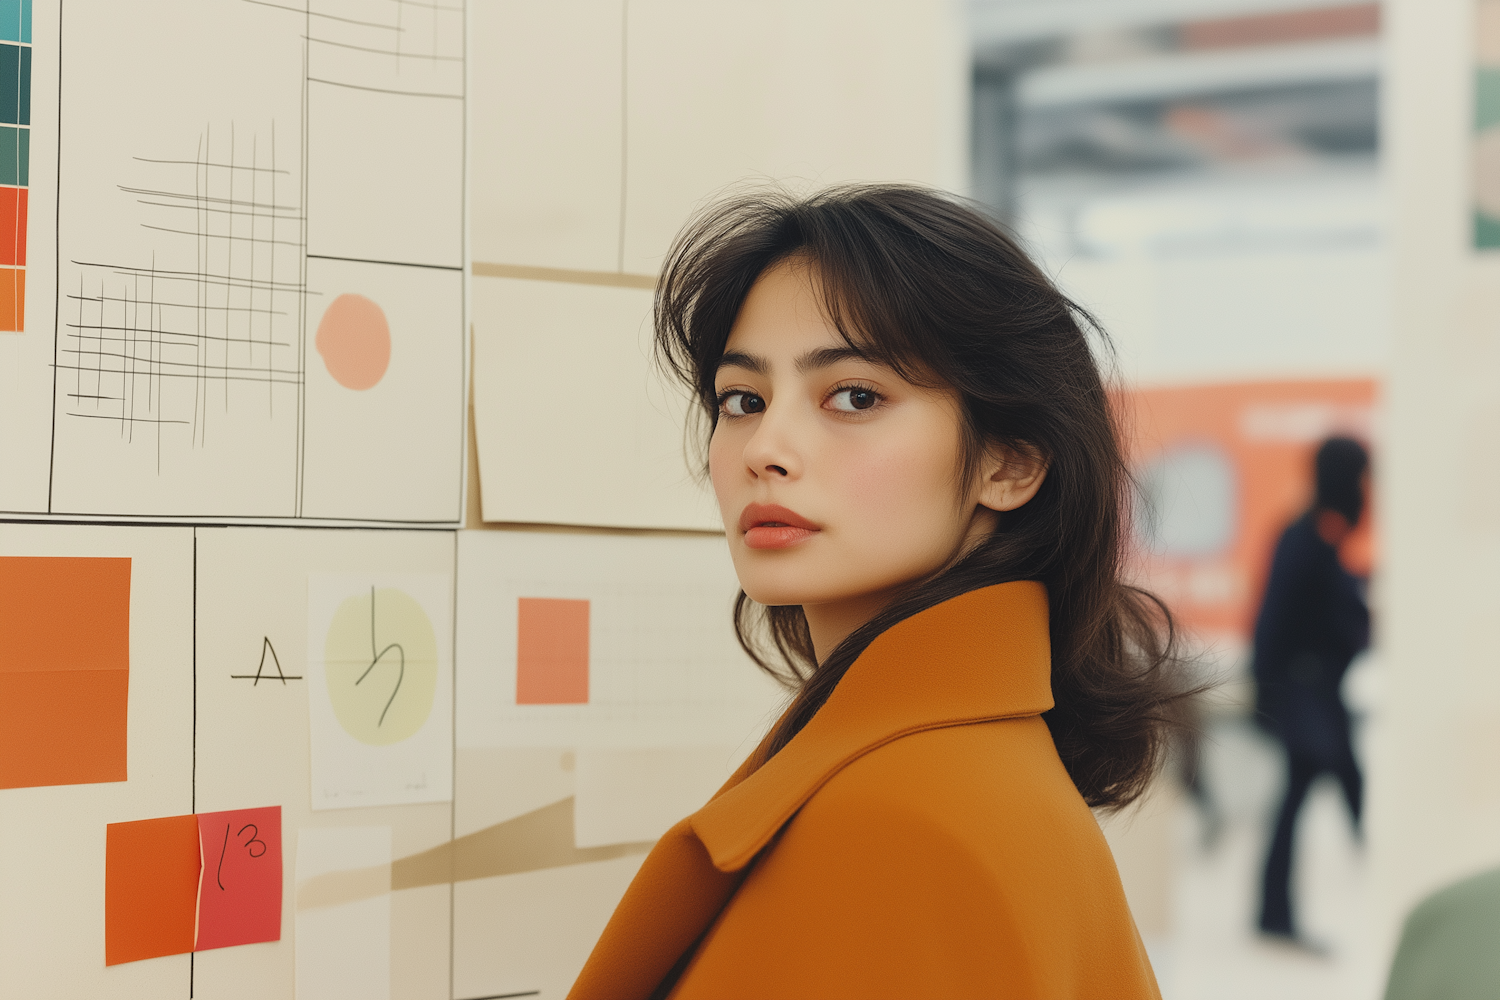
left=1371, top=0, right=1500, bottom=953
left=468, top=0, right=969, bottom=529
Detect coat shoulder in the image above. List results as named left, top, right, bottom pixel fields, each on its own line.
left=668, top=718, right=1159, bottom=1000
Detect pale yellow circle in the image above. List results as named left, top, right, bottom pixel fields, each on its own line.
left=324, top=587, right=438, bottom=746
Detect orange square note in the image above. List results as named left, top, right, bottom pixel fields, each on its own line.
left=0, top=556, right=130, bottom=789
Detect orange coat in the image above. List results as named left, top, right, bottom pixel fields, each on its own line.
left=567, top=582, right=1160, bottom=1000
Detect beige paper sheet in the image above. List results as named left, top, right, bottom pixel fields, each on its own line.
left=469, top=0, right=625, bottom=273
left=0, top=524, right=194, bottom=1000
left=190, top=528, right=453, bottom=1000
left=471, top=275, right=721, bottom=530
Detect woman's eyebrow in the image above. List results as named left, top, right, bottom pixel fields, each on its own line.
left=795, top=345, right=879, bottom=373
left=716, top=350, right=768, bottom=376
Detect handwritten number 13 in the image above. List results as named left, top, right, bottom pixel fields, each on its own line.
left=216, top=822, right=269, bottom=890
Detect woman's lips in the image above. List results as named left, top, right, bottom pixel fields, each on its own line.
left=739, top=503, right=820, bottom=550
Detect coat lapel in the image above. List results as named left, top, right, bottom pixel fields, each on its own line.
left=566, top=581, right=1053, bottom=1000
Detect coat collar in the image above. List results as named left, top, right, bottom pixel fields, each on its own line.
left=691, top=580, right=1053, bottom=872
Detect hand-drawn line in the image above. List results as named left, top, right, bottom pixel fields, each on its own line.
left=217, top=821, right=231, bottom=890
left=216, top=820, right=269, bottom=892
left=64, top=122, right=306, bottom=452
left=230, top=636, right=303, bottom=684
left=115, top=186, right=305, bottom=215
left=389, top=0, right=464, bottom=11
left=72, top=260, right=308, bottom=290
left=242, top=0, right=405, bottom=31
left=239, top=823, right=266, bottom=858
left=141, top=222, right=304, bottom=248
left=306, top=76, right=463, bottom=100
left=304, top=35, right=463, bottom=61
left=355, top=586, right=405, bottom=727
left=134, top=156, right=290, bottom=174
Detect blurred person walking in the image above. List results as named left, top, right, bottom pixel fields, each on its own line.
left=1253, top=437, right=1370, bottom=945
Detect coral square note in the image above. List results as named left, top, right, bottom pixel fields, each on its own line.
left=195, top=806, right=283, bottom=951
left=516, top=597, right=589, bottom=704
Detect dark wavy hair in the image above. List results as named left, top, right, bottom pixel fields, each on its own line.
left=655, top=183, right=1184, bottom=809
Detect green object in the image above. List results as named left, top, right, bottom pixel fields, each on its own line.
left=1385, top=867, right=1500, bottom=1000
left=0, top=124, right=27, bottom=186
left=1478, top=69, right=1500, bottom=132
left=1478, top=212, right=1500, bottom=250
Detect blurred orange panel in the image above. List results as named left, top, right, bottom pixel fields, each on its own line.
left=1180, top=4, right=1379, bottom=50
left=1120, top=379, right=1377, bottom=643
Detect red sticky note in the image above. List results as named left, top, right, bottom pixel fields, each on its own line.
left=194, top=806, right=282, bottom=951
left=0, top=185, right=27, bottom=266
left=516, top=597, right=589, bottom=704
left=105, top=814, right=200, bottom=966
left=0, top=556, right=130, bottom=789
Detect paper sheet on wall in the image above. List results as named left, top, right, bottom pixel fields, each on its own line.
left=0, top=524, right=193, bottom=999
left=191, top=526, right=454, bottom=998
left=455, top=530, right=784, bottom=753
left=295, top=826, right=391, bottom=1000
left=8, top=0, right=467, bottom=523
left=452, top=746, right=649, bottom=1000
left=0, top=0, right=58, bottom=514
left=307, top=573, right=453, bottom=810
left=573, top=747, right=742, bottom=848
left=471, top=276, right=721, bottom=531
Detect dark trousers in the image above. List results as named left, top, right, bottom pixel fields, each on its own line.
left=1258, top=738, right=1362, bottom=935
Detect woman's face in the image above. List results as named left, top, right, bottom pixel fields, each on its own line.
left=709, top=259, right=1042, bottom=656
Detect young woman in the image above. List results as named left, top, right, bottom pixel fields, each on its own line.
left=568, top=185, right=1179, bottom=999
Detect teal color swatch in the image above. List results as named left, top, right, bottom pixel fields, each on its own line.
left=0, top=125, right=25, bottom=186
left=0, top=44, right=28, bottom=126
left=0, top=0, right=29, bottom=45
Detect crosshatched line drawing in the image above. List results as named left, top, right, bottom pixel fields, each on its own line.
left=60, top=123, right=308, bottom=467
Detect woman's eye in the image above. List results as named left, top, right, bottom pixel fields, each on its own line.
left=721, top=392, right=766, bottom=417
left=828, top=387, right=879, bottom=412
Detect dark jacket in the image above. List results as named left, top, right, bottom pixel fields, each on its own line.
left=1252, top=511, right=1370, bottom=761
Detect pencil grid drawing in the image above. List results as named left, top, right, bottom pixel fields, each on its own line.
left=59, top=123, right=306, bottom=470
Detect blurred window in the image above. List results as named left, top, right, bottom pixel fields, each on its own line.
left=1136, top=443, right=1239, bottom=558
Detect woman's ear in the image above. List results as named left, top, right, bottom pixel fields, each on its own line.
left=976, top=442, right=1047, bottom=512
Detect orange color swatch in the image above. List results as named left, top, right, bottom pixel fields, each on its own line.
left=0, top=556, right=130, bottom=789
left=195, top=806, right=282, bottom=952
left=0, top=184, right=25, bottom=265
left=105, top=814, right=201, bottom=966
left=516, top=597, right=589, bottom=704
left=0, top=265, right=21, bottom=330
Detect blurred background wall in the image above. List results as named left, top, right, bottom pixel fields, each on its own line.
left=1376, top=0, right=1500, bottom=969
left=462, top=1, right=1500, bottom=996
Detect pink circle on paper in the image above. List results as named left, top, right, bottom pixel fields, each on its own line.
left=315, top=293, right=391, bottom=390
